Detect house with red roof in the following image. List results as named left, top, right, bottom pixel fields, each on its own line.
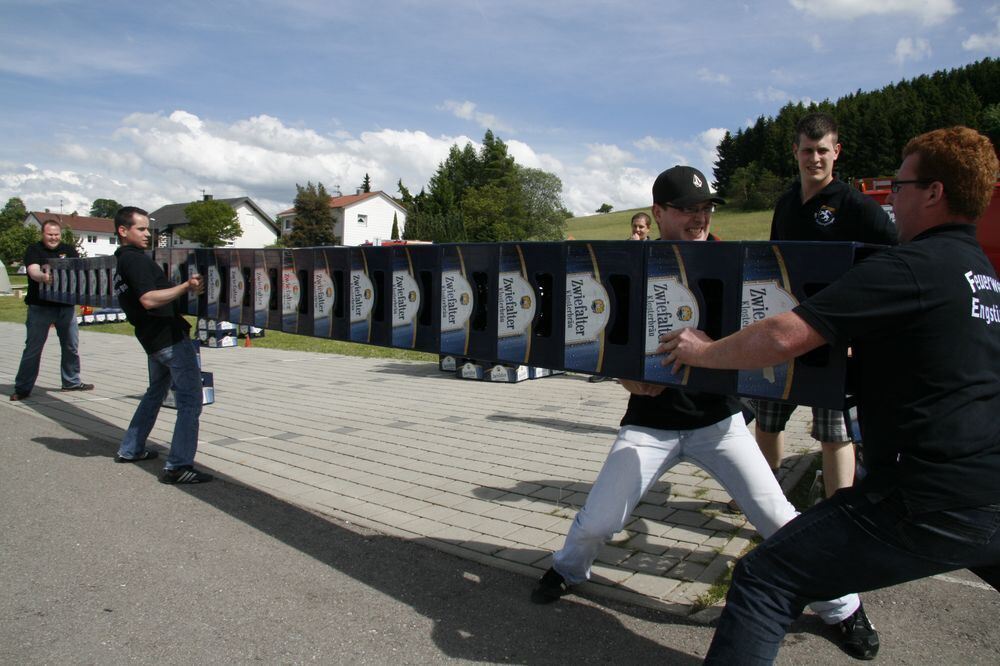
left=275, top=190, right=407, bottom=246
left=24, top=212, right=117, bottom=256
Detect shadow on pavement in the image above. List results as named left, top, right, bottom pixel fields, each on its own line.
left=19, top=396, right=706, bottom=663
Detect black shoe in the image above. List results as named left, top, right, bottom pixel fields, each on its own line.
left=10, top=392, right=29, bottom=401
left=61, top=383, right=95, bottom=392
left=114, top=450, right=159, bottom=463
left=160, top=466, right=214, bottom=485
left=838, top=603, right=879, bottom=660
left=587, top=375, right=611, bottom=383
left=531, top=567, right=570, bottom=604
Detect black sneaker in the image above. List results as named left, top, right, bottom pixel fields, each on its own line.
left=114, top=450, right=159, bottom=463
left=160, top=466, right=214, bottom=485
left=531, top=567, right=570, bottom=604
left=61, top=383, right=95, bottom=392
left=838, top=603, right=879, bottom=660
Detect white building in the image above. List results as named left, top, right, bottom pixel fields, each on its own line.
left=275, top=191, right=407, bottom=246
left=150, top=196, right=279, bottom=249
left=24, top=212, right=118, bottom=257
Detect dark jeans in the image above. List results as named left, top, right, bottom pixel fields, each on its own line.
left=118, top=338, right=203, bottom=469
left=14, top=304, right=81, bottom=395
left=705, top=486, right=1000, bottom=665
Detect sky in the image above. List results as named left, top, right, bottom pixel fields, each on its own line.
left=0, top=0, right=998, bottom=219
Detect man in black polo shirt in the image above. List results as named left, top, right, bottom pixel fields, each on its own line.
left=663, top=126, right=1000, bottom=664
left=11, top=219, right=94, bottom=400
left=113, top=206, right=212, bottom=484
left=754, top=112, right=897, bottom=500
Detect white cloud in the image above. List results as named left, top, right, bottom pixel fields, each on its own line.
left=963, top=18, right=1000, bottom=51
left=697, top=68, right=731, bottom=85
left=891, top=37, right=932, bottom=65
left=755, top=86, right=792, bottom=103
left=788, top=0, right=957, bottom=26
left=583, top=144, right=635, bottom=169
left=1, top=110, right=480, bottom=218
left=440, top=100, right=514, bottom=134
left=807, top=35, right=824, bottom=52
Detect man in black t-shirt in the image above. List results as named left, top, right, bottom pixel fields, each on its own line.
left=754, top=113, right=897, bottom=499
left=531, top=166, right=875, bottom=659
left=11, top=219, right=94, bottom=400
left=113, top=206, right=212, bottom=485
left=664, top=127, right=1000, bottom=664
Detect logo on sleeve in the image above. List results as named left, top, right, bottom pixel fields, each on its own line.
left=814, top=206, right=836, bottom=227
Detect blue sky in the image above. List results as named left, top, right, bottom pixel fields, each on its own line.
left=1, top=0, right=997, bottom=218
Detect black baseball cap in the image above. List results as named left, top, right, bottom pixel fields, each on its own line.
left=652, top=166, right=726, bottom=208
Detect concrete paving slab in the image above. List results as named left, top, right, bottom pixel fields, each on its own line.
left=0, top=321, right=823, bottom=618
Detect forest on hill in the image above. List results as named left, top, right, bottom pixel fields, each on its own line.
left=713, top=58, right=1000, bottom=210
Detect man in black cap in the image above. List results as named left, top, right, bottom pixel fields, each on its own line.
left=532, top=166, right=877, bottom=660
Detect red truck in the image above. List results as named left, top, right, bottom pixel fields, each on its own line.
left=860, top=178, right=1000, bottom=272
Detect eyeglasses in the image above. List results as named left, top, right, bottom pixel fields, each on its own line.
left=889, top=179, right=934, bottom=193
left=666, top=204, right=716, bottom=216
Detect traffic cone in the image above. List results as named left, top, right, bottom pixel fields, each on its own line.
left=245, top=332, right=252, bottom=348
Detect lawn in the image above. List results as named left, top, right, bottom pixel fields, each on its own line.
left=566, top=206, right=772, bottom=241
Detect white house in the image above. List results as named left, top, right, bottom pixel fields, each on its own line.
left=24, top=212, right=118, bottom=257
left=150, top=196, right=279, bottom=249
left=275, top=190, right=407, bottom=246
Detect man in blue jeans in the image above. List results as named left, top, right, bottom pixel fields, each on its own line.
left=11, top=219, right=95, bottom=400
left=663, top=127, right=1000, bottom=663
left=113, top=206, right=213, bottom=484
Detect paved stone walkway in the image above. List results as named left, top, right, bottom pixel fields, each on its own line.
left=1, top=321, right=820, bottom=617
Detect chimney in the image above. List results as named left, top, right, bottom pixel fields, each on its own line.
left=356, top=187, right=363, bottom=195
left=203, top=193, right=213, bottom=201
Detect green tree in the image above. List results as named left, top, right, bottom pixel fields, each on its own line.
left=727, top=162, right=787, bottom=211
left=89, top=198, right=121, bottom=219
left=286, top=182, right=337, bottom=247
left=0, top=197, right=28, bottom=234
left=176, top=200, right=243, bottom=248
left=61, top=226, right=85, bottom=257
left=982, top=103, right=1000, bottom=148
left=595, top=203, right=613, bottom=214
left=0, top=223, right=39, bottom=266
left=361, top=173, right=372, bottom=193
left=516, top=166, right=570, bottom=240
left=390, top=212, right=400, bottom=240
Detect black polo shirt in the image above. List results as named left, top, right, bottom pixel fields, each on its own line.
left=114, top=245, right=190, bottom=354
left=771, top=179, right=897, bottom=245
left=23, top=241, right=78, bottom=306
left=621, top=389, right=741, bottom=431
left=795, top=224, right=1000, bottom=512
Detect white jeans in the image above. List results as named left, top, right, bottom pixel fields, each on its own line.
left=551, top=416, right=859, bottom=623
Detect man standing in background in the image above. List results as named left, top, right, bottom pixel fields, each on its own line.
left=11, top=219, right=94, bottom=401
left=753, top=113, right=897, bottom=498
left=629, top=212, right=652, bottom=240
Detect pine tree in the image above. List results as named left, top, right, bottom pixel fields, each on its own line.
left=391, top=212, right=399, bottom=240
left=361, top=173, right=372, bottom=193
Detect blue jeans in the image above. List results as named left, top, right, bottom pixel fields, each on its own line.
left=14, top=304, right=81, bottom=395
left=705, top=486, right=1000, bottom=664
left=118, top=338, right=203, bottom=469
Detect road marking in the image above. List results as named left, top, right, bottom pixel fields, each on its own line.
left=932, top=574, right=994, bottom=591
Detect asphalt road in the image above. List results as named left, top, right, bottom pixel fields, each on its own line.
left=2, top=404, right=998, bottom=665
